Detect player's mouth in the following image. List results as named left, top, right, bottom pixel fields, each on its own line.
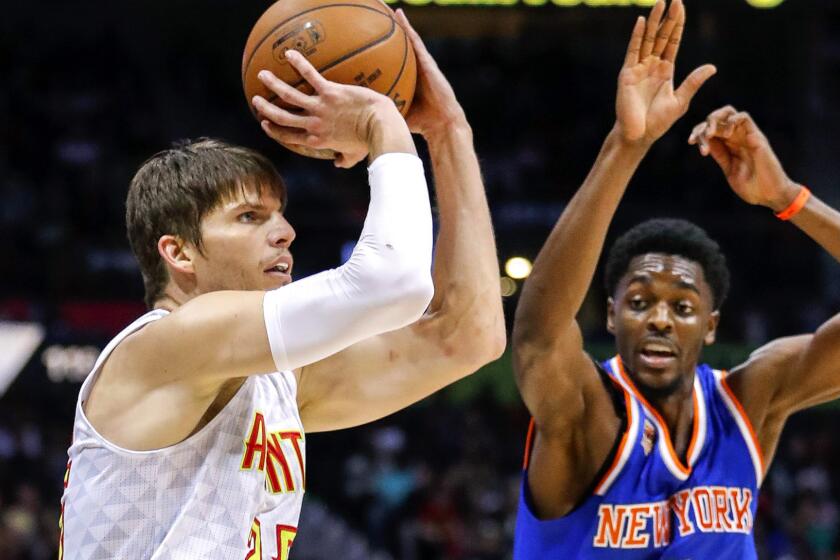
left=637, top=339, right=679, bottom=370
left=264, top=256, right=293, bottom=281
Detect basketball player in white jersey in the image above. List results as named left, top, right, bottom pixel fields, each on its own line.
left=60, top=12, right=505, bottom=560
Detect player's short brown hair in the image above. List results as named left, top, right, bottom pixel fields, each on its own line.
left=126, top=138, right=287, bottom=308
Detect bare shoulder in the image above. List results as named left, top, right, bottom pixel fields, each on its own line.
left=111, top=291, right=272, bottom=384
left=85, top=322, right=230, bottom=450
left=726, top=334, right=810, bottom=418
left=513, top=324, right=607, bottom=430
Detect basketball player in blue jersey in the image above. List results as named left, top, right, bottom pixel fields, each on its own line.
left=512, top=0, right=840, bottom=558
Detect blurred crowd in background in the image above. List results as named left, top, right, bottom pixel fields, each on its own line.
left=2, top=0, right=840, bottom=558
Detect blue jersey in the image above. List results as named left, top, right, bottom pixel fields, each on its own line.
left=514, top=356, right=764, bottom=559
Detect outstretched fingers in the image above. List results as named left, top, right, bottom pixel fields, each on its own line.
left=661, top=0, right=685, bottom=63
left=640, top=0, right=666, bottom=60
left=674, top=64, right=717, bottom=110
left=652, top=0, right=682, bottom=59
left=256, top=70, right=318, bottom=113
left=396, top=9, right=433, bottom=66
left=253, top=94, right=313, bottom=130
left=284, top=49, right=329, bottom=94
left=624, top=16, right=646, bottom=67
left=662, top=17, right=684, bottom=63
left=260, top=120, right=314, bottom=147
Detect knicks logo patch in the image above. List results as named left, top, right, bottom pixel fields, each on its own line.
left=641, top=419, right=656, bottom=456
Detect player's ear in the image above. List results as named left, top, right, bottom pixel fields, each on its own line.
left=704, top=310, right=720, bottom=346
left=158, top=235, right=196, bottom=276
left=607, top=297, right=616, bottom=334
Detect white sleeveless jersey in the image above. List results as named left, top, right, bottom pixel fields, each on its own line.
left=60, top=310, right=306, bottom=560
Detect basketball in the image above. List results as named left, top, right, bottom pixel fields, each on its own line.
left=242, top=0, right=417, bottom=159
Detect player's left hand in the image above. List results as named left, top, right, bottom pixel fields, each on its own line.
left=394, top=9, right=468, bottom=139
left=689, top=106, right=800, bottom=211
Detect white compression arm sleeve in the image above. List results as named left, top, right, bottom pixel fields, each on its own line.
left=263, top=152, right=434, bottom=372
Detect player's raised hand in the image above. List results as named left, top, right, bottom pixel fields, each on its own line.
left=252, top=49, right=414, bottom=168
left=616, top=0, right=716, bottom=145
left=689, top=106, right=800, bottom=211
left=394, top=9, right=467, bottom=138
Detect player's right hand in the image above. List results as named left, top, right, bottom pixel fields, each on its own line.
left=615, top=0, right=716, bottom=147
left=252, top=50, right=414, bottom=168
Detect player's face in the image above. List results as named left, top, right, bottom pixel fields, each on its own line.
left=608, top=253, right=720, bottom=398
left=190, top=185, right=296, bottom=293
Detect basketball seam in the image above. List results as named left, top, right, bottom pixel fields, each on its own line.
left=242, top=3, right=395, bottom=85
left=384, top=22, right=408, bottom=98
left=286, top=17, right=396, bottom=90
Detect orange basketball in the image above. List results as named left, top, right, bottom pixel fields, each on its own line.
left=242, top=0, right=417, bottom=159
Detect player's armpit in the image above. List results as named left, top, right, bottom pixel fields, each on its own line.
left=726, top=327, right=840, bottom=467
left=767, top=313, right=840, bottom=415
left=733, top=317, right=840, bottom=423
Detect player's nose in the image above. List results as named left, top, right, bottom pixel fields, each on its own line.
left=268, top=214, right=296, bottom=247
left=646, top=302, right=673, bottom=333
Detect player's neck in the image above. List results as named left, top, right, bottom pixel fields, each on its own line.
left=154, top=283, right=197, bottom=311
left=642, top=373, right=696, bottom=461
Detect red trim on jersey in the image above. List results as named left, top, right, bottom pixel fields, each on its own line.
left=615, top=356, right=696, bottom=477
left=522, top=418, right=536, bottom=471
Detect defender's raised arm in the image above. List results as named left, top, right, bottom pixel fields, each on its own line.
left=512, top=0, right=715, bottom=519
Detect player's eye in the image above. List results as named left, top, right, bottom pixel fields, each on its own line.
left=629, top=297, right=647, bottom=311
left=675, top=302, right=694, bottom=316
left=238, top=211, right=257, bottom=223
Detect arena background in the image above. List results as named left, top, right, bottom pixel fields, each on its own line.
left=2, top=0, right=840, bottom=558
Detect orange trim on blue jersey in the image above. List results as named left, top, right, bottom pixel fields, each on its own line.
left=685, top=388, right=701, bottom=464
left=522, top=418, right=536, bottom=471
left=615, top=356, right=696, bottom=477
left=719, top=371, right=765, bottom=476
left=594, top=380, right=636, bottom=495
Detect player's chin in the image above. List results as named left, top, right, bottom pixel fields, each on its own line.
left=263, top=272, right=292, bottom=290
left=632, top=358, right=680, bottom=390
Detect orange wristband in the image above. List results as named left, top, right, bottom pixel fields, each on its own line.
left=775, top=186, right=811, bottom=221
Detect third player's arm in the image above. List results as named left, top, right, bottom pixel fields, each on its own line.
left=293, top=12, right=506, bottom=432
